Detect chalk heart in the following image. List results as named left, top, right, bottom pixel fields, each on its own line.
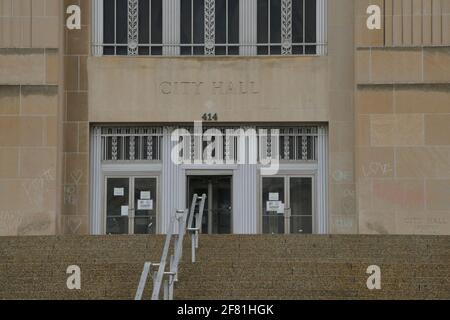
left=71, top=170, right=83, bottom=185
left=66, top=217, right=82, bottom=234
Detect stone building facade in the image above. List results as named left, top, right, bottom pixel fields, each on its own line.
left=0, top=0, right=449, bottom=236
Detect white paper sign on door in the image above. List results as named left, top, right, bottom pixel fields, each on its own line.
left=138, top=200, right=153, bottom=210
left=140, top=191, right=151, bottom=200
left=114, top=188, right=124, bottom=196
left=121, top=205, right=129, bottom=216
left=267, top=201, right=282, bottom=212
left=269, top=193, right=279, bottom=201
left=276, top=202, right=285, bottom=214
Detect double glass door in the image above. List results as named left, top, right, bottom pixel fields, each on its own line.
left=105, top=176, right=158, bottom=234
left=187, top=176, right=232, bottom=234
left=262, top=176, right=314, bottom=234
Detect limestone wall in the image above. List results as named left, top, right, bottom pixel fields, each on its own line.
left=0, top=0, right=62, bottom=236
left=355, top=0, right=450, bottom=235
left=61, top=0, right=90, bottom=234
left=3, top=0, right=448, bottom=236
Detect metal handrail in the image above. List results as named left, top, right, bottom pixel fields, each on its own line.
left=187, top=194, right=207, bottom=263
left=135, top=193, right=206, bottom=300
left=151, top=209, right=186, bottom=300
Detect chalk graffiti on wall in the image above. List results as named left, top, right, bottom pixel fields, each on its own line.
left=403, top=217, right=449, bottom=234
left=362, top=162, right=393, bottom=177
left=66, top=217, right=82, bottom=234
left=332, top=170, right=352, bottom=182
left=70, top=169, right=83, bottom=185
left=64, top=186, right=77, bottom=206
left=64, top=169, right=84, bottom=206
left=341, top=188, right=356, bottom=215
left=333, top=216, right=355, bottom=231
left=22, top=169, right=54, bottom=209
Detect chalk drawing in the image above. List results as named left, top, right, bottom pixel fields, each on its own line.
left=65, top=217, right=82, bottom=234
left=362, top=162, right=393, bottom=177
left=332, top=170, right=352, bottom=182
left=22, top=169, right=54, bottom=208
left=64, top=185, right=78, bottom=206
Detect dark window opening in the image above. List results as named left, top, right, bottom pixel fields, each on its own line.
left=103, top=0, right=162, bottom=56
left=257, top=0, right=317, bottom=55
left=101, top=0, right=319, bottom=56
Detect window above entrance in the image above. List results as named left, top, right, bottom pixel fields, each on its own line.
left=100, top=127, right=163, bottom=161
left=97, top=126, right=319, bottom=163
left=92, top=0, right=327, bottom=56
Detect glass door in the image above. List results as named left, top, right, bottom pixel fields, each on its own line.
left=211, top=176, right=232, bottom=234
left=105, top=176, right=158, bottom=234
left=106, top=177, right=130, bottom=234
left=187, top=176, right=232, bottom=234
left=261, top=176, right=314, bottom=234
left=289, top=177, right=313, bottom=234
left=261, top=177, right=285, bottom=234
left=133, top=177, right=157, bottom=234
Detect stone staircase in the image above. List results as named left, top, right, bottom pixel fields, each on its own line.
left=0, top=235, right=449, bottom=299
left=0, top=235, right=165, bottom=300
left=176, top=235, right=450, bottom=299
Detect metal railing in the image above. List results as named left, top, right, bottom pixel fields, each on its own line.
left=134, top=193, right=206, bottom=300
left=187, top=194, right=207, bottom=263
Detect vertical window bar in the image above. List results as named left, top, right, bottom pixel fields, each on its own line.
left=226, top=0, right=228, bottom=55
left=122, top=135, right=125, bottom=160
left=147, top=135, right=153, bottom=160
left=114, top=0, right=117, bottom=54
left=302, top=135, right=308, bottom=160
left=226, top=132, right=232, bottom=162
left=102, top=137, right=105, bottom=161
left=128, top=0, right=139, bottom=55
left=149, top=0, right=152, bottom=54
left=303, top=0, right=305, bottom=53
left=268, top=0, right=271, bottom=55
left=191, top=0, right=194, bottom=55
left=294, top=135, right=298, bottom=160
left=205, top=0, right=215, bottom=55
left=112, top=136, right=118, bottom=160
left=281, top=0, right=292, bottom=55
left=284, top=135, right=290, bottom=159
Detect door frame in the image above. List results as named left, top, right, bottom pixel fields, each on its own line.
left=186, top=171, right=234, bottom=234
left=259, top=172, right=317, bottom=234
left=102, top=173, right=160, bottom=234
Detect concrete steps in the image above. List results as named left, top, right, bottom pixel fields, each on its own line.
left=173, top=235, right=449, bottom=300
left=0, top=235, right=449, bottom=299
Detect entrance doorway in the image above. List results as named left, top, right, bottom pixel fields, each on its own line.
left=187, top=176, right=232, bottom=234
left=104, top=176, right=158, bottom=234
left=261, top=176, right=314, bottom=234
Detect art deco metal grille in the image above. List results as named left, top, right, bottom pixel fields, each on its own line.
left=204, top=0, right=216, bottom=55
left=175, top=126, right=318, bottom=164
left=101, top=127, right=163, bottom=161
left=127, top=0, right=139, bottom=55
left=94, top=0, right=327, bottom=56
left=277, top=127, right=317, bottom=161
left=281, top=0, right=293, bottom=55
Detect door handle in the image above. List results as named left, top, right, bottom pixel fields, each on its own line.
left=284, top=208, right=291, bottom=219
